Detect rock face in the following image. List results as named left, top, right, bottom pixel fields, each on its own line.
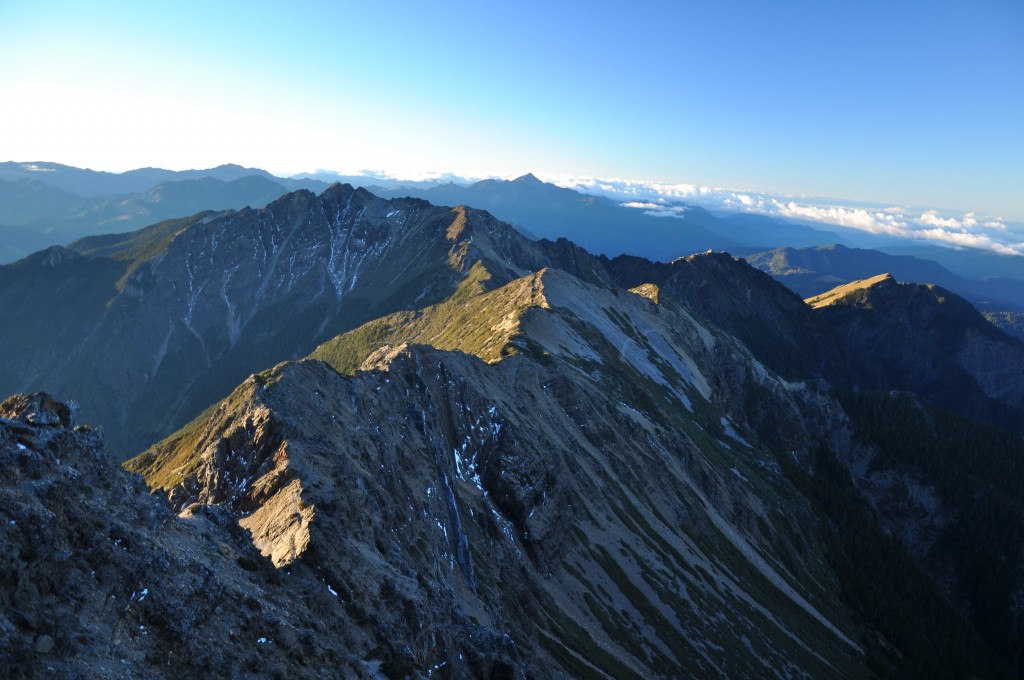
left=1, top=393, right=409, bottom=678
left=132, top=353, right=865, bottom=678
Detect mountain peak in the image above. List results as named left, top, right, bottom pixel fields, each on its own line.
left=805, top=273, right=896, bottom=308
left=14, top=245, right=86, bottom=270
left=511, top=172, right=542, bottom=185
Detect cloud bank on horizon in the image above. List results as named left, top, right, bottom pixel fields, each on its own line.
left=551, top=175, right=1024, bottom=256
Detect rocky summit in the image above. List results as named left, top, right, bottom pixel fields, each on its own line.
left=3, top=186, right=1024, bottom=678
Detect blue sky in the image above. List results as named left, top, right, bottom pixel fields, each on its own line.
left=1, top=0, right=1022, bottom=219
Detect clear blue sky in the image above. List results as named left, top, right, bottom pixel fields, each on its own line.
left=1, top=0, right=1021, bottom=217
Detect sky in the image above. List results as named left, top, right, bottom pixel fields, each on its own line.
left=1, top=0, right=1022, bottom=223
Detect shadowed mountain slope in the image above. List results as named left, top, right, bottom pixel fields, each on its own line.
left=603, top=251, right=851, bottom=384
left=808, top=274, right=1024, bottom=430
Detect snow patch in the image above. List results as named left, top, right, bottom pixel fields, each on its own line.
left=720, top=417, right=751, bottom=447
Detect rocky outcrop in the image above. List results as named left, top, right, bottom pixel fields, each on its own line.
left=1, top=393, right=418, bottom=678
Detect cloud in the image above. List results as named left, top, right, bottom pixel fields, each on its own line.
left=772, top=201, right=910, bottom=235
left=918, top=210, right=963, bottom=229
left=916, top=228, right=1024, bottom=255
left=551, top=175, right=706, bottom=202
left=545, top=173, right=1022, bottom=256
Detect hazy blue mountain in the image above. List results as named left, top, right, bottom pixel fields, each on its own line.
left=0, top=175, right=311, bottom=262
left=369, top=173, right=740, bottom=261
left=0, top=224, right=37, bottom=263
left=708, top=210, right=847, bottom=248
left=0, top=177, right=88, bottom=223
left=0, top=161, right=329, bottom=198
left=882, top=243, right=1024, bottom=281
left=749, top=243, right=1024, bottom=312
left=290, top=170, right=457, bottom=190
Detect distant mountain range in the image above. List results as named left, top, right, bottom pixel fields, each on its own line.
left=0, top=162, right=331, bottom=262
left=0, top=161, right=326, bottom=197
left=0, top=162, right=843, bottom=264
left=4, top=162, right=1024, bottom=305
left=367, top=173, right=850, bottom=260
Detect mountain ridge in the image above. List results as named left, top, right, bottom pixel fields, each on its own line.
left=0, top=184, right=619, bottom=456
left=126, top=244, right=1018, bottom=676
left=750, top=243, right=1024, bottom=313
left=809, top=273, right=1024, bottom=430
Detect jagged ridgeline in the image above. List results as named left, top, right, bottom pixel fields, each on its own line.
left=130, top=273, right=876, bottom=678
left=0, top=185, right=567, bottom=456
left=129, top=235, right=1007, bottom=674
left=2, top=185, right=1021, bottom=677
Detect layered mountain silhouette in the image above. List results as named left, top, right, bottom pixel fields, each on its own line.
left=370, top=173, right=847, bottom=261
left=0, top=162, right=332, bottom=262
left=3, top=184, right=1024, bottom=677
left=0, top=161, right=325, bottom=198
left=1, top=185, right=579, bottom=454
left=749, top=243, right=1024, bottom=314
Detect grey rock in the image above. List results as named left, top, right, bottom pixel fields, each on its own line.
left=33, top=634, right=54, bottom=654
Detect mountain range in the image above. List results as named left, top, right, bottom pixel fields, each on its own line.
left=0, top=164, right=332, bottom=263
left=2, top=178, right=1024, bottom=677
left=0, top=162, right=837, bottom=265
left=6, top=161, right=1024, bottom=334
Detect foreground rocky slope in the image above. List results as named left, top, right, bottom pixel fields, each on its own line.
left=0, top=393, right=414, bottom=678
left=132, top=351, right=866, bottom=677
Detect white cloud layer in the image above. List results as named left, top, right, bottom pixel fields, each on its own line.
left=544, top=174, right=1022, bottom=256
